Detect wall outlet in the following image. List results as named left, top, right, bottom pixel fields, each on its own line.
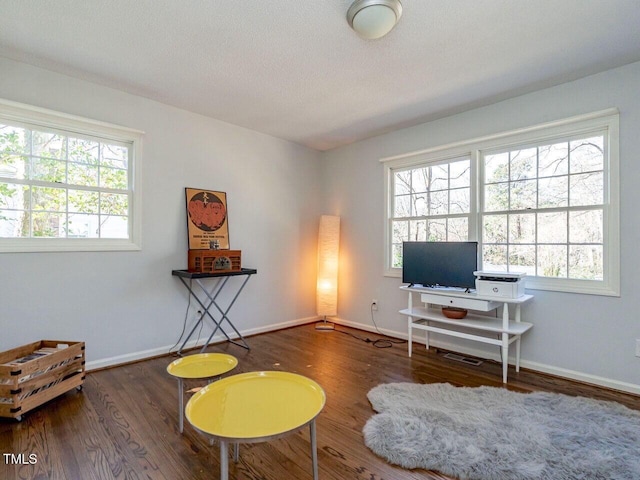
left=636, top=339, right=640, bottom=357
left=371, top=299, right=378, bottom=311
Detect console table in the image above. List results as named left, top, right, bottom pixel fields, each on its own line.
left=400, top=285, right=533, bottom=383
left=172, top=268, right=257, bottom=354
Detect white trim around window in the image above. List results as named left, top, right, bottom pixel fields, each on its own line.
left=381, top=109, right=620, bottom=297
left=0, top=98, right=144, bottom=252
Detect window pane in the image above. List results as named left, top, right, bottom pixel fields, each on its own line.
left=392, top=220, right=408, bottom=244
left=66, top=213, right=99, bottom=238
left=509, top=245, right=535, bottom=275
left=32, top=130, right=66, bottom=159
left=69, top=138, right=99, bottom=164
left=413, top=193, right=427, bottom=216
left=428, top=190, right=448, bottom=215
left=538, top=142, right=568, bottom=177
left=510, top=148, right=537, bottom=180
left=100, top=193, right=128, bottom=216
left=100, top=167, right=128, bottom=190
left=537, top=212, right=567, bottom=243
left=31, top=157, right=66, bottom=183
left=427, top=219, right=446, bottom=241
left=412, top=167, right=430, bottom=193
left=429, top=164, right=448, bottom=191
left=101, top=144, right=128, bottom=169
left=538, top=176, right=568, bottom=208
left=569, top=245, right=603, bottom=280
left=447, top=217, right=468, bottom=241
left=32, top=211, right=65, bottom=237
left=483, top=245, right=507, bottom=271
left=0, top=182, right=30, bottom=210
left=537, top=245, right=567, bottom=277
left=394, top=194, right=411, bottom=217
left=509, top=213, right=535, bottom=243
left=68, top=162, right=99, bottom=187
left=32, top=186, right=65, bottom=212
left=0, top=124, right=29, bottom=154
left=570, top=136, right=603, bottom=173
left=570, top=172, right=603, bottom=206
left=100, top=215, right=128, bottom=238
left=484, top=152, right=509, bottom=183
left=392, top=243, right=403, bottom=268
left=449, top=187, right=470, bottom=214
left=484, top=182, right=508, bottom=212
left=449, top=160, right=470, bottom=188
left=569, top=209, right=603, bottom=243
left=510, top=179, right=536, bottom=210
left=409, top=219, right=426, bottom=241
left=0, top=154, right=28, bottom=180
left=0, top=209, right=29, bottom=237
left=68, top=189, right=99, bottom=214
left=483, top=214, right=507, bottom=243
left=394, top=170, right=411, bottom=195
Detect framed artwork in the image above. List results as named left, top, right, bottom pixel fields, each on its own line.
left=185, top=188, right=230, bottom=249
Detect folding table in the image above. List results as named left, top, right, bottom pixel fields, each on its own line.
left=171, top=268, right=257, bottom=354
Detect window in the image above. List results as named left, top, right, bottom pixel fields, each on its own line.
left=383, top=109, right=619, bottom=296
left=390, top=156, right=472, bottom=268
left=0, top=99, right=143, bottom=252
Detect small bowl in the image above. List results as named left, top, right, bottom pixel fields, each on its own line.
left=442, top=307, right=468, bottom=319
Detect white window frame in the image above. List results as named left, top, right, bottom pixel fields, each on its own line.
left=382, top=109, right=620, bottom=296
left=0, top=98, right=143, bottom=252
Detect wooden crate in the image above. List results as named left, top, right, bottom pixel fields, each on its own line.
left=188, top=249, right=241, bottom=273
left=0, top=340, right=85, bottom=420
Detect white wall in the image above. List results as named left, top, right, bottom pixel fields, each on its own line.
left=322, top=61, right=640, bottom=393
left=0, top=57, right=322, bottom=367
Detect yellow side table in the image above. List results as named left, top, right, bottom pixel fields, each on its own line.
left=186, top=371, right=326, bottom=480
left=167, top=353, right=238, bottom=433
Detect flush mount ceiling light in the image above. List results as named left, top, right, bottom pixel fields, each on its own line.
left=347, top=0, right=403, bottom=40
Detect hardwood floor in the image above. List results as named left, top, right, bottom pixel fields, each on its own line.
left=2, top=324, right=639, bottom=480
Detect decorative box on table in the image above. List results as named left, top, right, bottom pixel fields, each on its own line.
left=188, top=249, right=242, bottom=273
left=0, top=340, right=85, bottom=421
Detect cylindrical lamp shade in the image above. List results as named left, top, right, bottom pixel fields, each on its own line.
left=317, top=215, right=340, bottom=317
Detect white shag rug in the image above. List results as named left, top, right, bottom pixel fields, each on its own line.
left=363, top=383, right=640, bottom=480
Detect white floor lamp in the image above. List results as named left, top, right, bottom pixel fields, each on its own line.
left=316, top=215, right=340, bottom=331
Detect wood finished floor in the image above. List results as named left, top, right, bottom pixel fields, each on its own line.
left=1, top=324, right=639, bottom=480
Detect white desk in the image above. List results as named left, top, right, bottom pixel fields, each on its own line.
left=400, top=285, right=533, bottom=383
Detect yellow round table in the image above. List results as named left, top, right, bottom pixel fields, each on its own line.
left=186, top=371, right=326, bottom=480
left=167, top=353, right=238, bottom=433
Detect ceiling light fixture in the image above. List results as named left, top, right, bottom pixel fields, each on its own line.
left=347, top=0, right=403, bottom=40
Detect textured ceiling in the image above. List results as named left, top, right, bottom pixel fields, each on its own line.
left=1, top=1, right=640, bottom=151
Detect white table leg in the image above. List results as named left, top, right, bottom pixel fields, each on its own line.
left=310, top=420, right=318, bottom=480
left=502, top=332, right=509, bottom=383
left=220, top=441, right=229, bottom=480
left=515, top=304, right=521, bottom=372
left=407, top=317, right=413, bottom=357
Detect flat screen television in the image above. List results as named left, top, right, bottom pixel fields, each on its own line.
left=402, top=241, right=478, bottom=289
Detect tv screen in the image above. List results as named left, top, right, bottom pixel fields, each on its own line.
left=402, top=241, right=478, bottom=289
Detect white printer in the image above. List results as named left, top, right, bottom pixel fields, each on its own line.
left=474, top=271, right=526, bottom=299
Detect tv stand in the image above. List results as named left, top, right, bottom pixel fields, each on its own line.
left=399, top=285, right=533, bottom=383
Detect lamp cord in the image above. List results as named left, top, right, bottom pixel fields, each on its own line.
left=334, top=304, right=406, bottom=348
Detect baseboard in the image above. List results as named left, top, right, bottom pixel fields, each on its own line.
left=85, top=315, right=318, bottom=371
left=332, top=316, right=640, bottom=396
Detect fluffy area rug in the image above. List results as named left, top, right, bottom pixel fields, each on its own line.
left=363, top=383, right=640, bottom=480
